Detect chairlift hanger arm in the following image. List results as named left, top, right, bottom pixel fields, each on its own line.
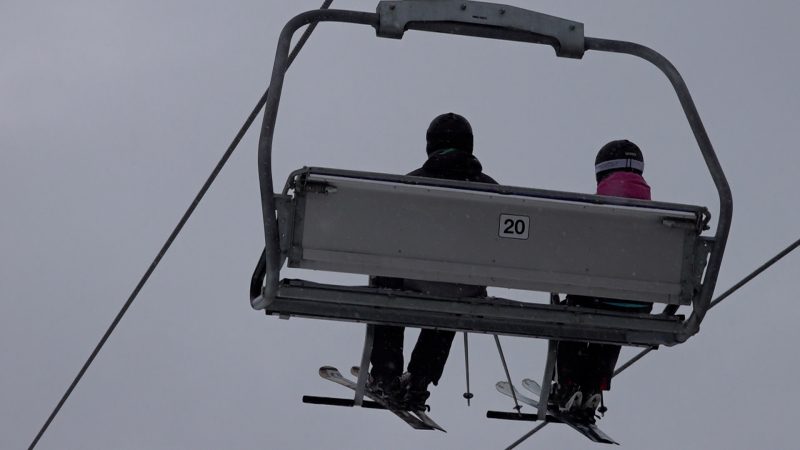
left=258, top=10, right=379, bottom=305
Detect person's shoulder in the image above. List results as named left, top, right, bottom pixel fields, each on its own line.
left=406, top=166, right=427, bottom=177
left=597, top=171, right=651, bottom=199
left=476, top=173, right=499, bottom=184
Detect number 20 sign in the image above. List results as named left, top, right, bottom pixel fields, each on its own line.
left=498, top=214, right=530, bottom=240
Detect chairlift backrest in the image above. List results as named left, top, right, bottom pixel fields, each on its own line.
left=281, top=168, right=711, bottom=305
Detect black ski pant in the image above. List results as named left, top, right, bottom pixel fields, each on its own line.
left=556, top=295, right=652, bottom=392
left=369, top=325, right=455, bottom=386
left=556, top=340, right=621, bottom=392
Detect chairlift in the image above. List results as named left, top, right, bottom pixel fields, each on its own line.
left=249, top=1, right=731, bottom=413
left=252, top=0, right=730, bottom=346
left=251, top=0, right=732, bottom=346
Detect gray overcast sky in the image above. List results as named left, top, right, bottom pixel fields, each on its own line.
left=2, top=1, right=799, bottom=449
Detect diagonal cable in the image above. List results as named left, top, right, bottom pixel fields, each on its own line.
left=505, top=235, right=800, bottom=449
left=28, top=2, right=333, bottom=449
left=709, top=236, right=800, bottom=310
left=504, top=423, right=548, bottom=450
left=615, top=235, right=800, bottom=379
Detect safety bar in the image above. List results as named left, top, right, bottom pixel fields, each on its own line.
left=376, top=0, right=584, bottom=58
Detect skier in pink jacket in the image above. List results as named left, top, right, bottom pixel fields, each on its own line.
left=552, top=139, right=653, bottom=420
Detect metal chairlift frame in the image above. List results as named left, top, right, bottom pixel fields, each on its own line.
left=253, top=1, right=732, bottom=350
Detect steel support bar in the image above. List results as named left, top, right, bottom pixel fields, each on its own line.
left=353, top=324, right=375, bottom=406
left=487, top=411, right=562, bottom=423
left=537, top=341, right=557, bottom=420
left=264, top=280, right=686, bottom=347
left=302, top=395, right=385, bottom=410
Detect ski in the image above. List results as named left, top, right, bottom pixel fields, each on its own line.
left=350, top=366, right=446, bottom=432
left=558, top=413, right=617, bottom=445
left=521, top=378, right=542, bottom=397
left=495, top=381, right=618, bottom=445
left=318, top=366, right=434, bottom=431
left=496, top=381, right=540, bottom=408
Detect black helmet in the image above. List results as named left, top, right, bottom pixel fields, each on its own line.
left=595, top=139, right=644, bottom=182
left=426, top=112, right=473, bottom=155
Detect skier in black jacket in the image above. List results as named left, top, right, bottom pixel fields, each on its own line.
left=368, top=113, right=497, bottom=409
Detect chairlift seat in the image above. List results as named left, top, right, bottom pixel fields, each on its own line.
left=258, top=167, right=712, bottom=346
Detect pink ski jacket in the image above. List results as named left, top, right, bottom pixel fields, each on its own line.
left=596, top=171, right=651, bottom=200
left=594, top=171, right=652, bottom=310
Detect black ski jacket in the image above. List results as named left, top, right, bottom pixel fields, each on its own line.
left=371, top=148, right=497, bottom=296
left=408, top=148, right=497, bottom=184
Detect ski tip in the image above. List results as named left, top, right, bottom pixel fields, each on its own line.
left=319, top=366, right=339, bottom=375
left=522, top=378, right=541, bottom=388
left=521, top=378, right=542, bottom=397
left=414, top=412, right=447, bottom=432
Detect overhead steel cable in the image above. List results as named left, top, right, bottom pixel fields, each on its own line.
left=615, top=235, right=800, bottom=379
left=27, top=2, right=333, bottom=449
left=505, top=235, right=800, bottom=449
left=709, top=236, right=800, bottom=310
left=504, top=423, right=548, bottom=450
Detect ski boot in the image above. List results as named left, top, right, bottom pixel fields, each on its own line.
left=367, top=373, right=403, bottom=407
left=583, top=393, right=602, bottom=411
left=550, top=382, right=583, bottom=414
left=578, top=392, right=602, bottom=423
left=399, top=372, right=431, bottom=411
